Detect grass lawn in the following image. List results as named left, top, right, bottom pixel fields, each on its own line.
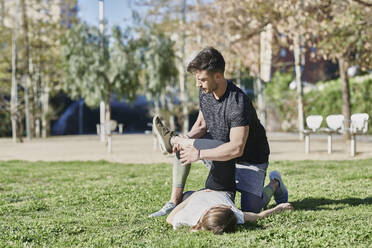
left=0, top=159, right=371, bottom=247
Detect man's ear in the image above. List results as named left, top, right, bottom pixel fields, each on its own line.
left=214, top=72, right=223, bottom=81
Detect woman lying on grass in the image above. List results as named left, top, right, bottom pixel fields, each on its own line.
left=166, top=189, right=293, bottom=234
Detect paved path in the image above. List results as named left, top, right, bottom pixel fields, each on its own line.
left=1, top=133, right=371, bottom=164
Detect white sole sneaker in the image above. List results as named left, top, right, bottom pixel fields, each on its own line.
left=153, top=116, right=169, bottom=155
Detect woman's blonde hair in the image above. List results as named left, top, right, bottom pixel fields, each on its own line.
left=191, top=205, right=237, bottom=235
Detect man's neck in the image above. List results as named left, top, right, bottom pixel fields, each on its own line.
left=213, top=79, right=228, bottom=100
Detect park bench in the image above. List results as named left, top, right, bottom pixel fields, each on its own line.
left=349, top=113, right=369, bottom=156
left=96, top=121, right=124, bottom=135
left=104, top=120, right=118, bottom=153
left=323, top=114, right=345, bottom=154
left=322, top=113, right=369, bottom=156
left=303, top=115, right=323, bottom=153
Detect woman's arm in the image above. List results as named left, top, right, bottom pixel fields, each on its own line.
left=243, top=203, right=293, bottom=223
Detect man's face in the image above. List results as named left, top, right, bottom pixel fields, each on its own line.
left=195, top=70, right=218, bottom=94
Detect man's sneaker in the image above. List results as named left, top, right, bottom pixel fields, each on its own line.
left=269, top=171, right=288, bottom=205
left=148, top=202, right=176, bottom=218
left=153, top=115, right=177, bottom=154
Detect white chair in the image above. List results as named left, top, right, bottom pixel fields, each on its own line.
left=303, top=115, right=323, bottom=153
left=104, top=120, right=118, bottom=153
left=324, top=114, right=345, bottom=154
left=350, top=113, right=369, bottom=156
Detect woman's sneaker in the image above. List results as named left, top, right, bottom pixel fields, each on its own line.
left=148, top=201, right=176, bottom=218
left=269, top=171, right=288, bottom=205
left=153, top=115, right=177, bottom=155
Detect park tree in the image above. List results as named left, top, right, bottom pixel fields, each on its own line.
left=188, top=0, right=283, bottom=127
left=139, top=0, right=193, bottom=133
left=62, top=23, right=140, bottom=139
left=0, top=0, right=77, bottom=140
left=137, top=25, right=178, bottom=129
left=0, top=15, right=14, bottom=137
left=310, top=0, right=372, bottom=138
left=274, top=0, right=332, bottom=139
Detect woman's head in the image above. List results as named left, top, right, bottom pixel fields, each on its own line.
left=191, top=205, right=237, bottom=235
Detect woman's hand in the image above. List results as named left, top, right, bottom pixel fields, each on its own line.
left=275, top=203, right=294, bottom=212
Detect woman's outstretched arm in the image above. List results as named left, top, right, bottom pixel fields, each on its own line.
left=243, top=203, right=293, bottom=223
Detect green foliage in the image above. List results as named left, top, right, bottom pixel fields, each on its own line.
left=267, top=73, right=372, bottom=133
left=304, top=79, right=342, bottom=118
left=0, top=160, right=371, bottom=247
left=266, top=71, right=297, bottom=130
left=138, top=26, right=178, bottom=99
left=305, top=78, right=372, bottom=131
left=0, top=110, right=11, bottom=136
left=0, top=25, right=12, bottom=95
left=61, top=23, right=140, bottom=108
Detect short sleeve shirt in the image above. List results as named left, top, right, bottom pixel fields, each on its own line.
left=199, top=80, right=270, bottom=164
left=172, top=191, right=244, bottom=229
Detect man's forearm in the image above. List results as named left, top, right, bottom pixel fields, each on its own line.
left=186, top=126, right=207, bottom=139
left=185, top=110, right=207, bottom=139
left=199, top=142, right=243, bottom=161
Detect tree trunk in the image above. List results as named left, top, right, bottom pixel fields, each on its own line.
left=167, top=95, right=176, bottom=131
left=28, top=57, right=35, bottom=138
left=11, top=0, right=20, bottom=143
left=160, top=92, right=166, bottom=110
left=0, top=0, right=4, bottom=26
left=100, top=101, right=105, bottom=141
left=293, top=32, right=304, bottom=140
left=255, top=78, right=266, bottom=128
left=258, top=24, right=272, bottom=128
left=99, top=0, right=106, bottom=142
left=24, top=74, right=31, bottom=140
left=179, top=0, right=189, bottom=133
left=338, top=56, right=351, bottom=140
left=105, top=84, right=111, bottom=127
left=154, top=98, right=160, bottom=117
left=179, top=68, right=189, bottom=133
left=41, top=78, right=50, bottom=139
left=21, top=0, right=31, bottom=140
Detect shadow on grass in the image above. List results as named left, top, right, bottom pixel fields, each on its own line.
left=237, top=222, right=265, bottom=232
left=292, top=197, right=372, bottom=211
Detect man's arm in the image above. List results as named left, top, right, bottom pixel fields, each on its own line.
left=185, top=110, right=207, bottom=139
left=179, top=125, right=249, bottom=165
left=243, top=203, right=293, bottom=223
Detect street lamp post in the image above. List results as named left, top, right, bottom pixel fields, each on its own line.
left=99, top=0, right=105, bottom=142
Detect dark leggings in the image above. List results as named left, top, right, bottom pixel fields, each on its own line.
left=174, top=137, right=271, bottom=213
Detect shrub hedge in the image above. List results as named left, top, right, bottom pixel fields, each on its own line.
left=266, top=72, right=372, bottom=133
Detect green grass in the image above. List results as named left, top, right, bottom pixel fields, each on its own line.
left=0, top=160, right=371, bottom=247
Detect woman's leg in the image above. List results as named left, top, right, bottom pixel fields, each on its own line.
left=172, top=136, right=226, bottom=150
left=150, top=137, right=226, bottom=217
left=240, top=180, right=278, bottom=213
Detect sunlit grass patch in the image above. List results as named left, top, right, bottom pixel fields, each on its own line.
left=0, top=159, right=371, bottom=247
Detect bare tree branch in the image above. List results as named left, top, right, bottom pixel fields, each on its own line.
left=352, top=0, right=372, bottom=7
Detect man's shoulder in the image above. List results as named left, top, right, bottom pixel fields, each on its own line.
left=226, top=81, right=250, bottom=105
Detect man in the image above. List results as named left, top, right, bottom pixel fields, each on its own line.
left=149, top=47, right=287, bottom=217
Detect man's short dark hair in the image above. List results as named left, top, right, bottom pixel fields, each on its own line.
left=187, top=47, right=225, bottom=74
